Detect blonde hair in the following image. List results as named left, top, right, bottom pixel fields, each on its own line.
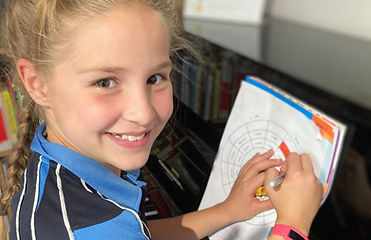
left=0, top=0, right=192, bottom=213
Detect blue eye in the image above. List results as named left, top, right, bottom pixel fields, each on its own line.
left=95, top=78, right=117, bottom=88
left=147, top=74, right=165, bottom=85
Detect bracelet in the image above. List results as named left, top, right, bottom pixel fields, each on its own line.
left=269, top=224, right=309, bottom=240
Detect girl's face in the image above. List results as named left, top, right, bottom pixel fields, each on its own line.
left=43, top=5, right=173, bottom=175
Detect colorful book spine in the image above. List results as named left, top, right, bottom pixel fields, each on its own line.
left=0, top=97, right=12, bottom=152
left=1, top=90, right=18, bottom=144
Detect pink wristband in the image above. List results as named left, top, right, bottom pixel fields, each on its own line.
left=269, top=224, right=309, bottom=240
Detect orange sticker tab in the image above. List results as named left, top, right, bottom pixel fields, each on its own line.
left=313, top=115, right=334, bottom=143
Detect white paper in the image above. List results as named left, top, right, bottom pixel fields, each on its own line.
left=199, top=76, right=347, bottom=240
left=183, top=0, right=267, bottom=25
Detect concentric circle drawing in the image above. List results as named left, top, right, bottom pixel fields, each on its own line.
left=220, top=119, right=302, bottom=226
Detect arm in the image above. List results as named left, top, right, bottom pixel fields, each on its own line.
left=265, top=153, right=323, bottom=239
left=148, top=150, right=283, bottom=240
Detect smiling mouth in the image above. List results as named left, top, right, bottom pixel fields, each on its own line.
left=109, top=132, right=146, bottom=141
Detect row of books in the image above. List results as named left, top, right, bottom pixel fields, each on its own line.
left=0, top=65, right=17, bottom=238
left=173, top=41, right=260, bottom=122
left=143, top=121, right=216, bottom=215
left=0, top=67, right=22, bottom=154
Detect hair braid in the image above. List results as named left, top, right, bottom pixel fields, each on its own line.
left=0, top=101, right=39, bottom=211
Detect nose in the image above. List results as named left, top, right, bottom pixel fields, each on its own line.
left=121, top=87, right=156, bottom=126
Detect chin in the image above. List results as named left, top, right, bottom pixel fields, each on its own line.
left=117, top=155, right=150, bottom=171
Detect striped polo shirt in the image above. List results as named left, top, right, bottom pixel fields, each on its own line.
left=10, top=123, right=151, bottom=240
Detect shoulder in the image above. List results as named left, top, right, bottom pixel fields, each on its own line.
left=11, top=154, right=128, bottom=239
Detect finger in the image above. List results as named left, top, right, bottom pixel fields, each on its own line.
left=264, top=167, right=280, bottom=187
left=286, top=152, right=302, bottom=174
left=238, top=153, right=260, bottom=177
left=260, top=149, right=274, bottom=160
left=246, top=172, right=267, bottom=193
left=238, top=150, right=275, bottom=177
left=240, top=159, right=282, bottom=181
left=280, top=164, right=287, bottom=173
left=252, top=159, right=282, bottom=175
left=301, top=153, right=314, bottom=173
left=249, top=149, right=274, bottom=165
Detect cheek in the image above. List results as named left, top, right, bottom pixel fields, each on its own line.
left=83, top=96, right=122, bottom=127
left=61, top=94, right=119, bottom=131
left=154, top=88, right=173, bottom=122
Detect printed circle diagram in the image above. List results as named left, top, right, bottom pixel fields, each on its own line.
left=220, top=119, right=302, bottom=226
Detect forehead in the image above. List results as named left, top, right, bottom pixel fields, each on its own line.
left=55, top=4, right=171, bottom=73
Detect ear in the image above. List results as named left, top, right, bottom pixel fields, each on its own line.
left=16, top=58, right=51, bottom=108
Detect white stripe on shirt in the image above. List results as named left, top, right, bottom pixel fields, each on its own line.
left=31, top=156, right=42, bottom=240
left=16, top=168, right=28, bottom=240
left=56, top=164, right=75, bottom=240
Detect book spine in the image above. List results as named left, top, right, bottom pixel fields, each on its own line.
left=187, top=56, right=196, bottom=111
left=211, top=68, right=221, bottom=121
left=219, top=52, right=233, bottom=119
left=0, top=97, right=12, bottom=152
left=203, top=63, right=214, bottom=120
left=181, top=59, right=189, bottom=107
left=1, top=91, right=18, bottom=144
left=193, top=64, right=203, bottom=115
left=175, top=57, right=183, bottom=101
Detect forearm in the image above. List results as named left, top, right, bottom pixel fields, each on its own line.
left=147, top=203, right=233, bottom=240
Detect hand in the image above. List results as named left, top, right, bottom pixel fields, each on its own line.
left=264, top=153, right=323, bottom=236
left=220, top=149, right=283, bottom=223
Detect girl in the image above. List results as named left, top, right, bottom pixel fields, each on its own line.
left=0, top=0, right=323, bottom=239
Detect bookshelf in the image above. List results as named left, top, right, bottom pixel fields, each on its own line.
left=0, top=63, right=19, bottom=237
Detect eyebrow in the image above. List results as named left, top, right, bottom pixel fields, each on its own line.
left=155, top=60, right=173, bottom=70
left=77, top=60, right=173, bottom=74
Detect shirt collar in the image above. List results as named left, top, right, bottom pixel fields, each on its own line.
left=31, top=123, right=144, bottom=211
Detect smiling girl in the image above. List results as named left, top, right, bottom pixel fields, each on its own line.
left=0, top=1, right=322, bottom=239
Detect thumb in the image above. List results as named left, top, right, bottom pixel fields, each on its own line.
left=264, top=168, right=280, bottom=190
left=264, top=168, right=279, bottom=183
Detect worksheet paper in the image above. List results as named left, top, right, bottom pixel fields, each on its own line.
left=198, top=76, right=347, bottom=240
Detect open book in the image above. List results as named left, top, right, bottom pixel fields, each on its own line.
left=198, top=76, right=347, bottom=240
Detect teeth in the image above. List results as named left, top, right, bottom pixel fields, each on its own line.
left=111, top=133, right=145, bottom=141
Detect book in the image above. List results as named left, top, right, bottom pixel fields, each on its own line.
left=1, top=90, right=17, bottom=144
left=0, top=98, right=12, bottom=152
left=211, top=68, right=221, bottom=121
left=219, top=51, right=234, bottom=119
